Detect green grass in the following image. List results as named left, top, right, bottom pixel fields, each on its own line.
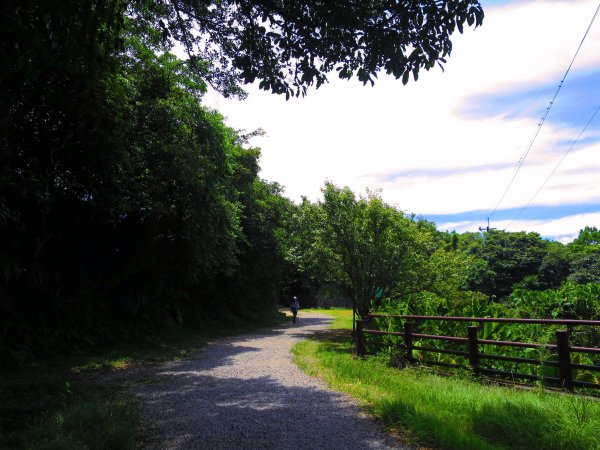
left=292, top=309, right=600, bottom=450
left=302, top=307, right=354, bottom=329
left=1, top=366, right=138, bottom=450
left=1, top=312, right=286, bottom=450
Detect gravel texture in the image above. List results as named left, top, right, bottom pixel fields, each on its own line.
left=134, top=312, right=407, bottom=449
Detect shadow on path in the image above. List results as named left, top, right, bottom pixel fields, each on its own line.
left=141, top=373, right=397, bottom=449
left=136, top=313, right=402, bottom=450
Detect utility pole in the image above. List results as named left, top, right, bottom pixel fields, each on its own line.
left=479, top=217, right=491, bottom=233
left=479, top=218, right=497, bottom=235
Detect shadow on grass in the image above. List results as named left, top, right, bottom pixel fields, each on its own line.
left=377, top=398, right=494, bottom=450
left=473, top=400, right=552, bottom=450
left=0, top=367, right=137, bottom=450
left=296, top=322, right=600, bottom=450
left=289, top=328, right=351, bottom=345
left=472, top=399, right=596, bottom=450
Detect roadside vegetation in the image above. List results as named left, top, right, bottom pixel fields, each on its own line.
left=3, top=0, right=597, bottom=376
left=3, top=2, right=599, bottom=449
left=284, top=190, right=599, bottom=385
left=2, top=368, right=137, bottom=450
left=0, top=314, right=284, bottom=450
left=293, top=309, right=600, bottom=450
left=301, top=308, right=354, bottom=330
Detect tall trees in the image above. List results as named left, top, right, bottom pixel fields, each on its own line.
left=568, top=227, right=600, bottom=284
left=0, top=4, right=289, bottom=355
left=279, top=193, right=600, bottom=321
left=1, top=0, right=131, bottom=352
left=462, top=231, right=548, bottom=299
left=1, top=0, right=486, bottom=355
left=571, top=226, right=600, bottom=246
left=536, top=242, right=572, bottom=289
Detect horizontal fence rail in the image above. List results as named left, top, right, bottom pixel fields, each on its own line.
left=356, top=314, right=600, bottom=391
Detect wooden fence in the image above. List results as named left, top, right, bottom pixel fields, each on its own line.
left=356, top=314, right=600, bottom=390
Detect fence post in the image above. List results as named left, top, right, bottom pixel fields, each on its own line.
left=467, top=326, right=480, bottom=376
left=556, top=329, right=573, bottom=390
left=404, top=322, right=414, bottom=362
left=356, top=319, right=365, bottom=357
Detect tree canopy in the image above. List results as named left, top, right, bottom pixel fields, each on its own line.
left=31, top=0, right=482, bottom=99
left=462, top=230, right=548, bottom=299
left=279, top=183, right=438, bottom=318
left=134, top=0, right=484, bottom=98
left=0, top=2, right=290, bottom=356
left=319, top=184, right=419, bottom=317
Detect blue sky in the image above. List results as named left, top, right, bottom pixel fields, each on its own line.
left=427, top=202, right=600, bottom=226
left=205, top=0, right=600, bottom=243
left=462, top=68, right=600, bottom=130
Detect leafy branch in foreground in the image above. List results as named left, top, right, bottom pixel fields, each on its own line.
left=131, top=0, right=484, bottom=97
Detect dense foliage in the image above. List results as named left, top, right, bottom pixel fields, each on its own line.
left=2, top=0, right=597, bottom=374
left=1, top=1, right=293, bottom=358
left=1, top=0, right=485, bottom=359
left=361, top=226, right=600, bottom=385
left=281, top=181, right=600, bottom=317
left=279, top=187, right=599, bottom=384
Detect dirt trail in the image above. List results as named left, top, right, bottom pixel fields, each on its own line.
left=134, top=312, right=407, bottom=449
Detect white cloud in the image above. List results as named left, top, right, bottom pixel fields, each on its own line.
left=204, top=0, right=600, bottom=237
left=448, top=0, right=600, bottom=94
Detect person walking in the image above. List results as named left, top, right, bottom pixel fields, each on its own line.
left=290, top=296, right=300, bottom=324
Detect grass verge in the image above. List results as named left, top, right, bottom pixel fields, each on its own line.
left=1, top=312, right=286, bottom=450
left=292, top=309, right=600, bottom=450
left=301, top=308, right=354, bottom=329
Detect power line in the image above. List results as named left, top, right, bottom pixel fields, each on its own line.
left=507, top=104, right=600, bottom=228
left=488, top=1, right=600, bottom=220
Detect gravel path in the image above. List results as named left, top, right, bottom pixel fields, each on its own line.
left=134, top=312, right=407, bottom=449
